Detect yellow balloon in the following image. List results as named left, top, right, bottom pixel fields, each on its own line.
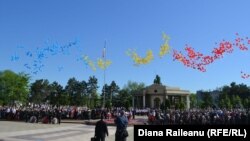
left=97, top=58, right=112, bottom=70
left=127, top=49, right=154, bottom=65
left=83, top=55, right=96, bottom=71
left=159, top=32, right=171, bottom=58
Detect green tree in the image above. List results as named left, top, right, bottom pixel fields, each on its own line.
left=87, top=76, right=99, bottom=108
left=219, top=93, right=232, bottom=108
left=117, top=81, right=145, bottom=109
left=92, top=92, right=101, bottom=108
left=179, top=101, right=186, bottom=110
left=237, top=83, right=249, bottom=99
left=201, top=92, right=213, bottom=108
left=65, top=78, right=79, bottom=105
left=101, top=84, right=110, bottom=108
left=123, top=81, right=145, bottom=94
left=109, top=81, right=119, bottom=108
left=114, top=89, right=131, bottom=109
left=101, top=81, right=120, bottom=108
left=30, top=79, right=50, bottom=104
left=243, top=98, right=250, bottom=108
left=231, top=95, right=242, bottom=108
left=59, top=91, right=70, bottom=106
left=0, top=70, right=30, bottom=106
left=80, top=80, right=88, bottom=106
left=65, top=78, right=88, bottom=106
left=49, top=81, right=64, bottom=107
left=165, top=99, right=171, bottom=109
left=190, top=94, right=197, bottom=108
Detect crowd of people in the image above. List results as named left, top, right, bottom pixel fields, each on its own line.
left=0, top=106, right=61, bottom=124
left=0, top=105, right=134, bottom=124
left=147, top=108, right=250, bottom=125
left=1, top=105, right=250, bottom=125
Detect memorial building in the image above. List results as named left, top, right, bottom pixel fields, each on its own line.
left=133, top=83, right=190, bottom=109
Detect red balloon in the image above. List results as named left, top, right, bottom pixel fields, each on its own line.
left=172, top=34, right=249, bottom=72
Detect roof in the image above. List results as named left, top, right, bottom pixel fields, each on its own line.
left=135, top=83, right=190, bottom=95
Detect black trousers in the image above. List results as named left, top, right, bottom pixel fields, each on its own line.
left=115, top=132, right=127, bottom=141
left=96, top=136, right=105, bottom=141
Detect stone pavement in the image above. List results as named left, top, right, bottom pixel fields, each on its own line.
left=0, top=121, right=134, bottom=141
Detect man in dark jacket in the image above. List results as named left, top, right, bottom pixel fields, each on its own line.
left=95, top=115, right=109, bottom=141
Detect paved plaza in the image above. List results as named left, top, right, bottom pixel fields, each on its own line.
left=0, top=121, right=134, bottom=141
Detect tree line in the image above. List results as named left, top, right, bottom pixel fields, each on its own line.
left=0, top=70, right=145, bottom=109
left=2, top=70, right=249, bottom=110
left=190, top=82, right=250, bottom=109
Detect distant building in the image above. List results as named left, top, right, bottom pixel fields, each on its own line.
left=133, top=83, right=190, bottom=109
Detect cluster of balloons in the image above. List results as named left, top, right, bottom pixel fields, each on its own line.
left=173, top=33, right=249, bottom=72
left=82, top=55, right=112, bottom=71
left=97, top=58, right=112, bottom=70
left=83, top=55, right=96, bottom=71
left=241, top=71, right=250, bottom=79
left=127, top=33, right=170, bottom=66
left=126, top=49, right=154, bottom=66
left=11, top=40, right=79, bottom=74
left=10, top=32, right=250, bottom=79
left=10, top=52, right=20, bottom=62
left=159, top=33, right=171, bottom=58
left=126, top=32, right=250, bottom=79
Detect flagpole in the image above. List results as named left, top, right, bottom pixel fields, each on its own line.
left=103, top=41, right=106, bottom=109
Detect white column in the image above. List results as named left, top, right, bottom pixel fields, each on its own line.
left=165, top=95, right=168, bottom=99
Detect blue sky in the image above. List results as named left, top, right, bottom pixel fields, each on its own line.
left=1, top=0, right=250, bottom=93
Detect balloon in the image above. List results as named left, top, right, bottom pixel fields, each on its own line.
left=26, top=51, right=32, bottom=57
left=127, top=49, right=154, bottom=65
left=173, top=33, right=249, bottom=72
left=159, top=33, right=171, bottom=58
left=12, top=39, right=79, bottom=74
left=241, top=71, right=250, bottom=79
left=11, top=53, right=20, bottom=61
left=97, top=58, right=112, bottom=70
left=83, top=55, right=96, bottom=71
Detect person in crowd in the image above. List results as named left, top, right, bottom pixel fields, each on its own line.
left=132, top=109, right=136, bottom=120
left=57, top=109, right=61, bottom=124
left=88, top=109, right=91, bottom=120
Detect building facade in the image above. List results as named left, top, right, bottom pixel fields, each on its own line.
left=133, top=84, right=190, bottom=109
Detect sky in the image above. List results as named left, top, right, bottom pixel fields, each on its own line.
left=1, top=0, right=250, bottom=93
